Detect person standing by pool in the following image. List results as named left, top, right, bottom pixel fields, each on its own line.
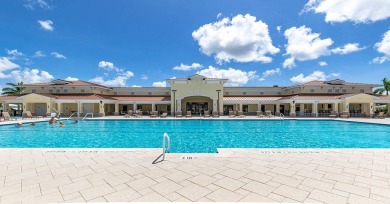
left=0, top=110, right=3, bottom=117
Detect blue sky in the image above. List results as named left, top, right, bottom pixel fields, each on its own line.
left=0, top=0, right=389, bottom=89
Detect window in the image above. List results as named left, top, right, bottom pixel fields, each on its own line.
left=49, top=89, right=53, bottom=93
left=335, top=89, right=339, bottom=93
left=63, top=89, right=68, bottom=93
left=81, top=89, right=85, bottom=93
left=292, top=91, right=294, bottom=94
left=243, top=105, right=248, bottom=112
left=328, top=89, right=332, bottom=93
left=278, top=92, right=281, bottom=95
left=131, top=92, right=134, bottom=95
left=56, top=89, right=60, bottom=93
left=328, top=104, right=332, bottom=109
left=310, top=89, right=314, bottom=93
left=243, top=92, right=247, bottom=95
left=148, top=92, right=152, bottom=95
left=260, top=92, right=264, bottom=95
left=137, top=105, right=142, bottom=110
left=342, top=89, right=347, bottom=93
left=360, top=89, right=364, bottom=93
left=165, top=92, right=169, bottom=95
left=114, top=92, right=117, bottom=95
left=32, top=89, right=36, bottom=93
left=225, top=92, right=229, bottom=95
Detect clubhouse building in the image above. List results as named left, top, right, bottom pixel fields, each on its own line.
left=1, top=74, right=390, bottom=117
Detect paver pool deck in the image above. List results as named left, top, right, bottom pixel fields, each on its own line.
left=0, top=117, right=389, bottom=203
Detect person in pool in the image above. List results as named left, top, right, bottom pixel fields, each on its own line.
left=30, top=122, right=36, bottom=126
left=49, top=117, right=57, bottom=124
left=74, top=119, right=78, bottom=124
left=15, top=122, right=22, bottom=128
left=59, top=121, right=65, bottom=127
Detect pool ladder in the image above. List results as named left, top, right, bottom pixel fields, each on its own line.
left=82, top=113, right=93, bottom=120
left=162, top=133, right=171, bottom=160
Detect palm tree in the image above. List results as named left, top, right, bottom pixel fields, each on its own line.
left=1, top=82, right=25, bottom=95
left=374, top=78, right=390, bottom=95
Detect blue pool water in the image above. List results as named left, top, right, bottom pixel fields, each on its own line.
left=1, top=120, right=390, bottom=152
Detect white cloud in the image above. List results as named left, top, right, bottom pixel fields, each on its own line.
left=330, top=73, right=340, bottom=77
left=51, top=52, right=66, bottom=59
left=302, top=0, right=390, bottom=23
left=38, top=20, right=54, bottom=31
left=24, top=0, right=52, bottom=10
left=98, top=60, right=124, bottom=72
left=283, top=26, right=333, bottom=68
left=152, top=81, right=167, bottom=87
left=6, top=49, right=23, bottom=57
left=172, top=63, right=203, bottom=71
left=290, top=70, right=327, bottom=83
left=196, top=66, right=257, bottom=86
left=0, top=57, right=20, bottom=73
left=276, top=26, right=282, bottom=32
left=331, top=43, right=364, bottom=55
left=192, top=14, right=280, bottom=64
left=65, top=77, right=78, bottom=81
left=217, top=13, right=223, bottom=18
left=10, top=68, right=54, bottom=83
left=91, top=61, right=134, bottom=86
left=89, top=76, right=130, bottom=87
left=131, top=85, right=142, bottom=87
left=259, top=68, right=281, bottom=81
left=33, top=51, right=45, bottom=58
left=123, top=71, right=134, bottom=78
left=372, top=30, right=390, bottom=64
left=140, top=75, right=148, bottom=80
left=318, top=61, right=328, bottom=66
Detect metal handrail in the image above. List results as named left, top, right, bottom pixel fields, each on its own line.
left=280, top=113, right=285, bottom=119
left=67, top=112, right=79, bottom=120
left=82, top=113, right=93, bottom=120
left=162, top=133, right=171, bottom=161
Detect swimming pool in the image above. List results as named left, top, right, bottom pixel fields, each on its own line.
left=1, top=120, right=390, bottom=152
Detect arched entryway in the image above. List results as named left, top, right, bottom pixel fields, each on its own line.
left=181, top=96, right=213, bottom=114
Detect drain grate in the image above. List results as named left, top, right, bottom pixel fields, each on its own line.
left=181, top=156, right=199, bottom=160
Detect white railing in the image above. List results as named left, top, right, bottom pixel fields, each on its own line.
left=162, top=133, right=171, bottom=161
left=280, top=113, right=285, bottom=119
left=67, top=112, right=79, bottom=120
left=82, top=113, right=93, bottom=120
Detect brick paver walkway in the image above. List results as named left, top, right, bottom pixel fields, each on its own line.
left=0, top=148, right=389, bottom=203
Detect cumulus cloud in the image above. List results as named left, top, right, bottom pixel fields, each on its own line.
left=172, top=63, right=203, bottom=71
left=196, top=66, right=257, bottom=86
left=259, top=68, right=281, bottom=81
left=140, top=75, right=148, bottom=80
left=283, top=26, right=333, bottom=68
left=6, top=49, right=23, bottom=57
left=24, top=0, right=52, bottom=10
left=38, top=20, right=54, bottom=31
left=331, top=43, right=364, bottom=55
left=131, top=85, right=142, bottom=87
left=290, top=70, right=340, bottom=84
left=302, top=0, right=390, bottom=23
left=98, top=60, right=124, bottom=72
left=192, top=14, right=279, bottom=64
left=217, top=13, right=223, bottom=18
left=276, top=26, right=282, bottom=32
left=318, top=61, right=328, bottom=66
left=51, top=52, right=66, bottom=59
left=89, top=62, right=134, bottom=87
left=10, top=68, right=54, bottom=83
left=89, top=76, right=131, bottom=87
left=372, top=30, right=390, bottom=64
left=152, top=81, right=167, bottom=87
left=65, top=77, right=78, bottom=81
left=33, top=51, right=45, bottom=58
left=0, top=57, right=20, bottom=73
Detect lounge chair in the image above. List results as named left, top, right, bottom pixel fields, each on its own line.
left=128, top=110, right=133, bottom=117
left=160, top=112, right=167, bottom=118
left=176, top=111, right=183, bottom=118
left=229, top=111, right=236, bottom=118
left=23, top=111, right=37, bottom=120
left=329, top=111, right=338, bottom=118
left=2, top=112, right=17, bottom=121
left=204, top=110, right=210, bottom=118
left=186, top=111, right=192, bottom=118
left=134, top=111, right=143, bottom=118
left=237, top=111, right=245, bottom=118
left=377, top=112, right=385, bottom=119
left=265, top=111, right=274, bottom=118
left=124, top=113, right=130, bottom=118
left=340, top=111, right=350, bottom=118
left=150, top=111, right=158, bottom=118
left=256, top=111, right=264, bottom=118
left=212, top=111, right=219, bottom=118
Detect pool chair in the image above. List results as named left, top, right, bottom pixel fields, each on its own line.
left=124, top=113, right=130, bottom=118
left=265, top=111, right=274, bottom=118
left=256, top=111, right=265, bottom=118
left=204, top=110, right=210, bottom=118
left=23, top=111, right=37, bottom=120
left=2, top=112, right=17, bottom=121
left=134, top=111, right=143, bottom=118
left=237, top=111, right=245, bottom=118
left=376, top=112, right=385, bottom=119
left=150, top=111, right=158, bottom=118
left=212, top=111, right=219, bottom=118
left=340, top=111, right=350, bottom=118
left=176, top=111, right=183, bottom=118
left=329, top=111, right=338, bottom=118
left=127, top=110, right=133, bottom=117
left=229, top=111, right=236, bottom=118
left=160, top=112, right=167, bottom=118
left=186, top=111, right=192, bottom=118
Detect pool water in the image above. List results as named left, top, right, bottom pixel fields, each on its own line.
left=1, top=120, right=390, bottom=152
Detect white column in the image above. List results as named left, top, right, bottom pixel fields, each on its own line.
left=133, top=103, right=137, bottom=111
left=57, top=103, right=62, bottom=116
left=344, top=102, right=349, bottom=112
left=114, top=103, right=119, bottom=115
left=258, top=102, right=262, bottom=111
left=299, top=103, right=305, bottom=116
left=99, top=102, right=105, bottom=117
left=213, top=98, right=217, bottom=111
left=46, top=102, right=51, bottom=114
left=387, top=104, right=390, bottom=116
left=77, top=101, right=81, bottom=117
left=152, top=103, right=156, bottom=111
left=239, top=103, right=243, bottom=112
left=314, top=102, right=318, bottom=117
left=276, top=103, right=280, bottom=115
left=177, top=99, right=181, bottom=112
left=290, top=102, right=296, bottom=117
left=369, top=102, right=374, bottom=115
left=333, top=102, right=339, bottom=112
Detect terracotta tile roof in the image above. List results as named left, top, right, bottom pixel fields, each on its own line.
left=286, top=80, right=381, bottom=89
left=376, top=95, right=390, bottom=101
left=20, top=80, right=110, bottom=89
left=0, top=95, right=21, bottom=100
left=111, top=96, right=171, bottom=101
left=279, top=94, right=344, bottom=100
left=55, top=94, right=113, bottom=100
left=223, top=96, right=282, bottom=101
